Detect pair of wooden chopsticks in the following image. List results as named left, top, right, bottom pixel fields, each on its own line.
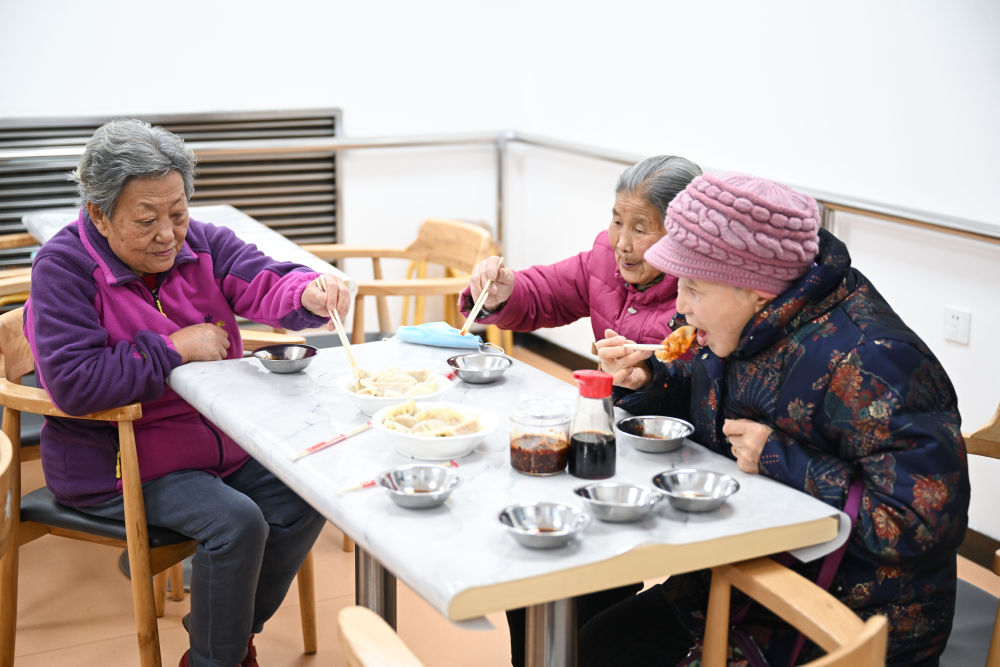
left=459, top=257, right=504, bottom=336
left=316, top=275, right=361, bottom=381
left=290, top=421, right=372, bottom=462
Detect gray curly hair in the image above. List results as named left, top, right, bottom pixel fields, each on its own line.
left=615, top=155, right=702, bottom=218
left=72, top=119, right=196, bottom=217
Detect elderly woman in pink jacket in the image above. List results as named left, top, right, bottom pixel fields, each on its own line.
left=460, top=154, right=701, bottom=350
left=460, top=154, right=701, bottom=667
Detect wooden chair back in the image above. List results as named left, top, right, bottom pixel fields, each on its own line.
left=702, top=557, right=888, bottom=667
left=405, top=217, right=492, bottom=274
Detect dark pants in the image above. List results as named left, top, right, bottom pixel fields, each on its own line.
left=506, top=583, right=643, bottom=667
left=578, top=583, right=693, bottom=667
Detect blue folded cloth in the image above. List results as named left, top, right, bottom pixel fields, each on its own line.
left=395, top=321, right=483, bottom=349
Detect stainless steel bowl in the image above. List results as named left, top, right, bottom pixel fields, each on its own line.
left=573, top=482, right=664, bottom=522
left=615, top=416, right=694, bottom=453
left=446, top=353, right=513, bottom=384
left=377, top=464, right=460, bottom=509
left=498, top=502, right=589, bottom=549
left=252, top=344, right=318, bottom=374
left=652, top=468, right=740, bottom=512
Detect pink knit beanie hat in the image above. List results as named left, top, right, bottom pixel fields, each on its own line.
left=644, top=172, right=820, bottom=294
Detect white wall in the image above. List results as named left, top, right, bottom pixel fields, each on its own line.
left=3, top=0, right=998, bottom=536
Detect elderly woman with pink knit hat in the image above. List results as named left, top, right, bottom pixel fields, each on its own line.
left=587, top=173, right=969, bottom=666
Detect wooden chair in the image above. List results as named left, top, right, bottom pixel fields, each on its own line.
left=302, top=218, right=494, bottom=344
left=702, top=557, right=888, bottom=666
left=0, top=308, right=317, bottom=666
left=948, top=404, right=1000, bottom=667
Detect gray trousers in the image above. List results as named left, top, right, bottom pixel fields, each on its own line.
left=80, top=458, right=326, bottom=666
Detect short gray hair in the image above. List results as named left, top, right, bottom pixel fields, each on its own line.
left=615, top=155, right=702, bottom=218
left=72, top=119, right=196, bottom=217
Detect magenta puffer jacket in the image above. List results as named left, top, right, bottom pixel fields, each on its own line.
left=25, top=210, right=328, bottom=507
left=459, top=230, right=680, bottom=345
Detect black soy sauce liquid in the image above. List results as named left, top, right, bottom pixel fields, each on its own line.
left=568, top=430, right=616, bottom=479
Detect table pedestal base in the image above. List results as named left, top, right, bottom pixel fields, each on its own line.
left=355, top=546, right=397, bottom=629
left=526, top=598, right=577, bottom=667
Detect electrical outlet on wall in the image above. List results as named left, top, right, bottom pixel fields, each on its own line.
left=943, top=307, right=972, bottom=344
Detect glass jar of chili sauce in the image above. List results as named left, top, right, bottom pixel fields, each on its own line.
left=568, top=369, right=616, bottom=479
left=509, top=398, right=572, bottom=475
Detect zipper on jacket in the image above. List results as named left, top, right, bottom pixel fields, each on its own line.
left=198, top=413, right=226, bottom=468
left=151, top=286, right=167, bottom=317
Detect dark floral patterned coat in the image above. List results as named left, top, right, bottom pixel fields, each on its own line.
left=615, top=229, right=969, bottom=665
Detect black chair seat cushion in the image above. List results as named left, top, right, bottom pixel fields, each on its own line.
left=20, top=486, right=191, bottom=547
left=940, top=578, right=998, bottom=666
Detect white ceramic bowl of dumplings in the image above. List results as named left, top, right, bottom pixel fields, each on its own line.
left=371, top=401, right=498, bottom=460
left=344, top=366, right=456, bottom=416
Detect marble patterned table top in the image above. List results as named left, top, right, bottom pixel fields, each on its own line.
left=169, top=340, right=847, bottom=622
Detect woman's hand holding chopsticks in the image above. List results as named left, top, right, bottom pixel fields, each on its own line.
left=303, top=273, right=351, bottom=330
left=466, top=256, right=515, bottom=313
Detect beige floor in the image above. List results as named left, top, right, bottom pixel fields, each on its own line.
left=8, top=347, right=998, bottom=665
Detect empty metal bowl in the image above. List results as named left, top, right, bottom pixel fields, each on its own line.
left=573, top=482, right=665, bottom=522
left=446, top=353, right=513, bottom=384
left=616, top=416, right=694, bottom=453
left=377, top=464, right=460, bottom=509
left=498, top=502, right=590, bottom=549
left=252, top=344, right=318, bottom=373
left=652, top=468, right=740, bottom=512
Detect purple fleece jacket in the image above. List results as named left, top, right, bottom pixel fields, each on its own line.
left=24, top=210, right=328, bottom=507
left=459, top=230, right=680, bottom=345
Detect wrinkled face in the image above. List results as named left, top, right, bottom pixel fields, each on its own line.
left=607, top=192, right=665, bottom=286
left=675, top=277, right=769, bottom=358
left=88, top=171, right=189, bottom=277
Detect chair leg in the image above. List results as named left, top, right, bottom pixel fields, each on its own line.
left=168, top=562, right=185, bottom=601
left=154, top=570, right=167, bottom=617
left=298, top=551, right=318, bottom=654
left=127, top=549, right=163, bottom=667
left=1, top=529, right=21, bottom=667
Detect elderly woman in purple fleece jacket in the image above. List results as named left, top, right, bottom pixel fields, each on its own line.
left=25, top=119, right=351, bottom=667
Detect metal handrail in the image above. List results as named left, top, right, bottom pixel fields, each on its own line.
left=2, top=130, right=996, bottom=244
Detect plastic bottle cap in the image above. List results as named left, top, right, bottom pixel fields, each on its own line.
left=572, top=369, right=613, bottom=398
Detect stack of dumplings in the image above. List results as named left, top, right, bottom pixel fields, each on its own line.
left=381, top=400, right=482, bottom=437
left=353, top=367, right=440, bottom=397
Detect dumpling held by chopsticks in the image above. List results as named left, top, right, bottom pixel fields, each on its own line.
left=654, top=326, right=696, bottom=362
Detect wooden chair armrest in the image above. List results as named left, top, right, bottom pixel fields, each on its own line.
left=0, top=378, right=142, bottom=421
left=337, top=606, right=423, bottom=667
left=300, top=243, right=423, bottom=262
left=713, top=558, right=864, bottom=653
left=355, top=277, right=470, bottom=298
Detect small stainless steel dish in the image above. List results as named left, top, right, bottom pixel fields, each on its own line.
left=498, top=502, right=589, bottom=549
left=652, top=468, right=740, bottom=512
left=573, top=482, right=664, bottom=523
left=446, top=353, right=513, bottom=384
left=252, top=344, right=318, bottom=374
left=615, top=416, right=694, bottom=453
left=377, top=464, right=460, bottom=509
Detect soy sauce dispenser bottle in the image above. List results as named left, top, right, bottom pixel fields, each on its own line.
left=568, top=369, right=616, bottom=479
